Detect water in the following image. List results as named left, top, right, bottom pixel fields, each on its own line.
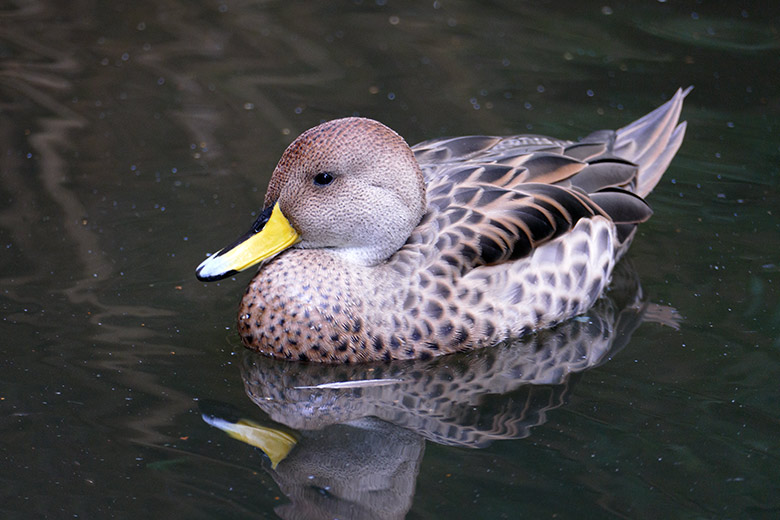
left=2, top=1, right=779, bottom=518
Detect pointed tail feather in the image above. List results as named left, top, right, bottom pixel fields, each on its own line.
left=614, top=86, right=691, bottom=198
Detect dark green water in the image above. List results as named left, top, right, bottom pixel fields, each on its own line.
left=1, top=1, right=778, bottom=518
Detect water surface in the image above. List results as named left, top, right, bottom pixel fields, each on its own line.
left=2, top=1, right=778, bottom=518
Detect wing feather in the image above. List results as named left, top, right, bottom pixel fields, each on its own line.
left=400, top=88, right=688, bottom=276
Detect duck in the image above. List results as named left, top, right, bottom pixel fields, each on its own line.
left=197, top=87, right=690, bottom=363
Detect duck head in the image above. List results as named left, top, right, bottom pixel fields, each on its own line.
left=196, top=117, right=427, bottom=281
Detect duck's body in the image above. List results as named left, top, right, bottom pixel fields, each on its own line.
left=197, top=88, right=689, bottom=363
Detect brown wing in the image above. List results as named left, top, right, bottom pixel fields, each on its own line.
left=399, top=168, right=650, bottom=276
left=401, top=87, right=689, bottom=275
left=413, top=134, right=574, bottom=185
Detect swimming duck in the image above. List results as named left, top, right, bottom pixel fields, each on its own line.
left=197, top=88, right=689, bottom=363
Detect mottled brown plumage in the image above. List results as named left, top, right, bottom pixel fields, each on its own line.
left=196, top=88, right=690, bottom=363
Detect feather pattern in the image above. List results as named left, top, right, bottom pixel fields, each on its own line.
left=197, top=88, right=691, bottom=363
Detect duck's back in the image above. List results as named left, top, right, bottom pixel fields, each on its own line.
left=413, top=87, right=689, bottom=198
left=407, top=87, right=689, bottom=269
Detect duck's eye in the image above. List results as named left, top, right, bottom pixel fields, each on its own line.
left=313, top=172, right=334, bottom=186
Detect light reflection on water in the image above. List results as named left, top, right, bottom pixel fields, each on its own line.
left=1, top=1, right=778, bottom=518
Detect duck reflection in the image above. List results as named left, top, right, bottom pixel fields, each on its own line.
left=202, top=261, right=678, bottom=519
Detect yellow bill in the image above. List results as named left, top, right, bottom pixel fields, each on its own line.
left=196, top=202, right=300, bottom=281
left=202, top=414, right=299, bottom=469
